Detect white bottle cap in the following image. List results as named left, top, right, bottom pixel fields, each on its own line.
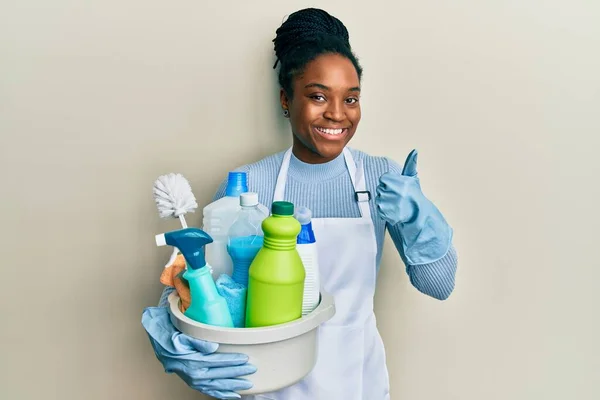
left=240, top=192, right=259, bottom=207
left=294, top=206, right=312, bottom=225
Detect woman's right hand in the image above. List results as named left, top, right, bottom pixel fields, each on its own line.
left=142, top=307, right=257, bottom=400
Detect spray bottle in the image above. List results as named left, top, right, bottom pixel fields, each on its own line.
left=155, top=227, right=234, bottom=328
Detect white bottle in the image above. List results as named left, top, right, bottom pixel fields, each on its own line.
left=227, top=192, right=269, bottom=286
left=202, top=172, right=247, bottom=278
left=294, top=207, right=320, bottom=315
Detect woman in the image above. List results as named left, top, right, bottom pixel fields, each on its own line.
left=142, top=8, right=458, bottom=400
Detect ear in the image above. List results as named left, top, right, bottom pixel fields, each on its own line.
left=280, top=88, right=290, bottom=111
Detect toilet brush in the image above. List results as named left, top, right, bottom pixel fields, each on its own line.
left=153, top=173, right=198, bottom=268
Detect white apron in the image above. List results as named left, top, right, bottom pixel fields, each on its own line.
left=245, top=148, right=390, bottom=400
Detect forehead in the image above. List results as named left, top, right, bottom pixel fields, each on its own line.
left=296, top=53, right=360, bottom=89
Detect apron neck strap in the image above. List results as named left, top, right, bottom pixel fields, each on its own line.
left=273, top=147, right=372, bottom=220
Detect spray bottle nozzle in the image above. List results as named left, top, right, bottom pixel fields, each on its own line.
left=155, top=234, right=167, bottom=247
left=155, top=227, right=213, bottom=270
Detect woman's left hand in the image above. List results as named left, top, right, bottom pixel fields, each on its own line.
left=375, top=149, right=453, bottom=265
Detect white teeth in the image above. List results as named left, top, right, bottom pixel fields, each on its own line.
left=317, top=127, right=344, bottom=135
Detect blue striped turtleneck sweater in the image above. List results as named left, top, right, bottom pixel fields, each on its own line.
left=159, top=147, right=457, bottom=307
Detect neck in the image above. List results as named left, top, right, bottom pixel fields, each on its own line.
left=292, top=137, right=340, bottom=164
left=289, top=147, right=346, bottom=183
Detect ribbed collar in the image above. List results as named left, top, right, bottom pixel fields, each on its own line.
left=288, top=151, right=347, bottom=183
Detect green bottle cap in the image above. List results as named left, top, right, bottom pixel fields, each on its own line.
left=272, top=201, right=294, bottom=216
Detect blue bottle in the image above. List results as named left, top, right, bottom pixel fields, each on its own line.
left=155, top=227, right=234, bottom=327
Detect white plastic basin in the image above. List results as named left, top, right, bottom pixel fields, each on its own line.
left=168, top=292, right=335, bottom=395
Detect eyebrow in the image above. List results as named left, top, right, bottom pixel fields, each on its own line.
left=304, top=83, right=361, bottom=92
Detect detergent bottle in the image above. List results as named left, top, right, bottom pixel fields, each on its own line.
left=294, top=206, right=321, bottom=315
left=203, top=172, right=248, bottom=278
left=156, top=227, right=234, bottom=327
left=227, top=192, right=268, bottom=287
left=245, top=201, right=305, bottom=327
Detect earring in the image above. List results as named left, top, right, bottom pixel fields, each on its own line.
left=283, top=109, right=289, bottom=117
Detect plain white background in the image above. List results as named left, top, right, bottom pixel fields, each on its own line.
left=1, top=1, right=599, bottom=399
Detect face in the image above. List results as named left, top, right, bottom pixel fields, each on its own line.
left=281, top=53, right=361, bottom=164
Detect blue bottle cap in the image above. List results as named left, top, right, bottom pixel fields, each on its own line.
left=226, top=172, right=248, bottom=197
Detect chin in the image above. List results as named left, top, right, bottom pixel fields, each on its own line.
left=313, top=142, right=347, bottom=160
left=293, top=130, right=353, bottom=163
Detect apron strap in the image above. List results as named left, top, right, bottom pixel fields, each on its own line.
left=343, top=148, right=372, bottom=221
left=273, top=147, right=372, bottom=221
left=272, top=148, right=293, bottom=203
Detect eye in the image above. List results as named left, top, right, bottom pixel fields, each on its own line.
left=345, top=97, right=359, bottom=105
left=309, top=94, right=326, bottom=102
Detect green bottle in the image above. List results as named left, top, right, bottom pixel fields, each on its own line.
left=245, top=201, right=306, bottom=327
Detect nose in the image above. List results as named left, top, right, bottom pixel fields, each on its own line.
left=323, top=101, right=344, bottom=122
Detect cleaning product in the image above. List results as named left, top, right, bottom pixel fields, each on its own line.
left=294, top=206, right=321, bottom=315
left=202, top=172, right=248, bottom=278
left=245, top=201, right=305, bottom=328
left=227, top=192, right=268, bottom=287
left=156, top=227, right=234, bottom=327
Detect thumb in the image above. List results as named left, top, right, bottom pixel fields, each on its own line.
left=401, top=149, right=418, bottom=177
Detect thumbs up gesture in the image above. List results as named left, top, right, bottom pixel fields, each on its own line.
left=375, top=149, right=422, bottom=226
left=376, top=150, right=453, bottom=265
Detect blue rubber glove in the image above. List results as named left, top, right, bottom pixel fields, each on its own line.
left=376, top=149, right=453, bottom=265
left=142, top=307, right=257, bottom=399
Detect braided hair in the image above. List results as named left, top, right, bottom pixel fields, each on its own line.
left=273, top=8, right=363, bottom=97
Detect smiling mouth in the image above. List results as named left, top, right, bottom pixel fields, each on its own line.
left=314, top=126, right=349, bottom=139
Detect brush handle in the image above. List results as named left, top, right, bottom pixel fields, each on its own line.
left=178, top=215, right=188, bottom=228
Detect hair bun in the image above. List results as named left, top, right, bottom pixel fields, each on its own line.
left=273, top=8, right=351, bottom=67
